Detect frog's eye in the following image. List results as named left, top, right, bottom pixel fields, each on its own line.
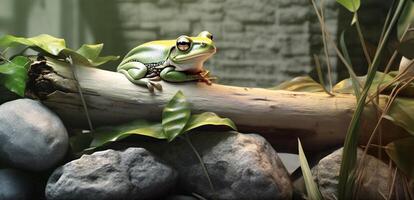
left=176, top=36, right=192, bottom=51
left=198, top=31, right=213, bottom=40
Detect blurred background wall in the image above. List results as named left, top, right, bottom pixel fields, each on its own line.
left=0, top=0, right=391, bottom=87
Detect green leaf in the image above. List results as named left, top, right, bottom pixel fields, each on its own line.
left=384, top=98, right=414, bottom=136
left=397, top=1, right=414, bottom=40
left=333, top=71, right=396, bottom=95
left=0, top=56, right=31, bottom=96
left=386, top=137, right=414, bottom=179
left=270, top=76, right=325, bottom=92
left=90, top=120, right=165, bottom=148
left=76, top=44, right=103, bottom=60
left=298, top=139, right=323, bottom=200
left=0, top=34, right=66, bottom=56
left=0, top=34, right=118, bottom=66
left=336, top=0, right=360, bottom=12
left=75, top=44, right=119, bottom=66
left=162, top=91, right=191, bottom=142
left=182, top=112, right=237, bottom=133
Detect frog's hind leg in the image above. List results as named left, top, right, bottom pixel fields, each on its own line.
left=118, top=62, right=162, bottom=92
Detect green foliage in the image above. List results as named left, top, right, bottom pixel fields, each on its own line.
left=337, top=1, right=408, bottom=199
left=336, top=0, right=360, bottom=12
left=162, top=91, right=192, bottom=142
left=0, top=34, right=119, bottom=97
left=0, top=56, right=31, bottom=96
left=386, top=137, right=414, bottom=179
left=70, top=91, right=237, bottom=153
left=385, top=98, right=414, bottom=136
left=0, top=34, right=119, bottom=67
left=298, top=139, right=323, bottom=200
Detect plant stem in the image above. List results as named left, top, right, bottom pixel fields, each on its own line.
left=320, top=0, right=333, bottom=91
left=354, top=13, right=372, bottom=67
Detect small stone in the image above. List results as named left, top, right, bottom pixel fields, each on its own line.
left=313, top=148, right=407, bottom=200
left=45, top=148, right=177, bottom=200
left=0, top=99, right=68, bottom=171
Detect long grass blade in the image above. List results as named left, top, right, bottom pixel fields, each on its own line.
left=298, top=139, right=323, bottom=200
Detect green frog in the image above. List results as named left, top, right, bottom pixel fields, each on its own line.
left=117, top=31, right=216, bottom=92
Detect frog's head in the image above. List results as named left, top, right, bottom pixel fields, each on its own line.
left=170, top=31, right=216, bottom=73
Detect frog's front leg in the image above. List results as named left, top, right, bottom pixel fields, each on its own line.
left=160, top=67, right=202, bottom=83
left=117, top=62, right=162, bottom=92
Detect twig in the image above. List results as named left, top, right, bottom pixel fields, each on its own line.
left=66, top=56, right=94, bottom=131
left=183, top=134, right=216, bottom=199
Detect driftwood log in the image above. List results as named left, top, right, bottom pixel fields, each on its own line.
left=26, top=58, right=409, bottom=153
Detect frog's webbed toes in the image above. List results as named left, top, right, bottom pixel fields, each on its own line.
left=145, top=81, right=162, bottom=92
left=151, top=81, right=163, bottom=91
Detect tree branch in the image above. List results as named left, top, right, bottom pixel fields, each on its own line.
left=26, top=58, right=409, bottom=153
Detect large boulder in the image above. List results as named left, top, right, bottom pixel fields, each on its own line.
left=46, top=148, right=177, bottom=200
left=0, top=99, right=68, bottom=171
left=313, top=148, right=406, bottom=200
left=161, top=132, right=292, bottom=200
left=0, top=168, right=34, bottom=200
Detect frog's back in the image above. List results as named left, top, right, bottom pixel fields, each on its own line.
left=120, top=40, right=174, bottom=65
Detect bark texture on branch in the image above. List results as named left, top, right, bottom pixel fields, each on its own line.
left=26, top=58, right=409, bottom=153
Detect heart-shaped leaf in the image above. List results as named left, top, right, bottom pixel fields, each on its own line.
left=0, top=56, right=31, bottom=96
left=162, top=91, right=191, bottom=142
left=386, top=137, right=414, bottom=179
left=182, top=112, right=237, bottom=133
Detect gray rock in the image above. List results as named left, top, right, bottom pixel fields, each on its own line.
left=313, top=148, right=406, bottom=200
left=0, top=168, right=33, bottom=200
left=0, top=99, right=68, bottom=171
left=162, top=132, right=292, bottom=200
left=45, top=148, right=177, bottom=200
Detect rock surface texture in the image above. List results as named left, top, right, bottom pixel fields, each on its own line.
left=162, top=132, right=292, bottom=200
left=0, top=168, right=33, bottom=200
left=0, top=99, right=68, bottom=171
left=46, top=148, right=177, bottom=200
left=313, top=148, right=407, bottom=200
